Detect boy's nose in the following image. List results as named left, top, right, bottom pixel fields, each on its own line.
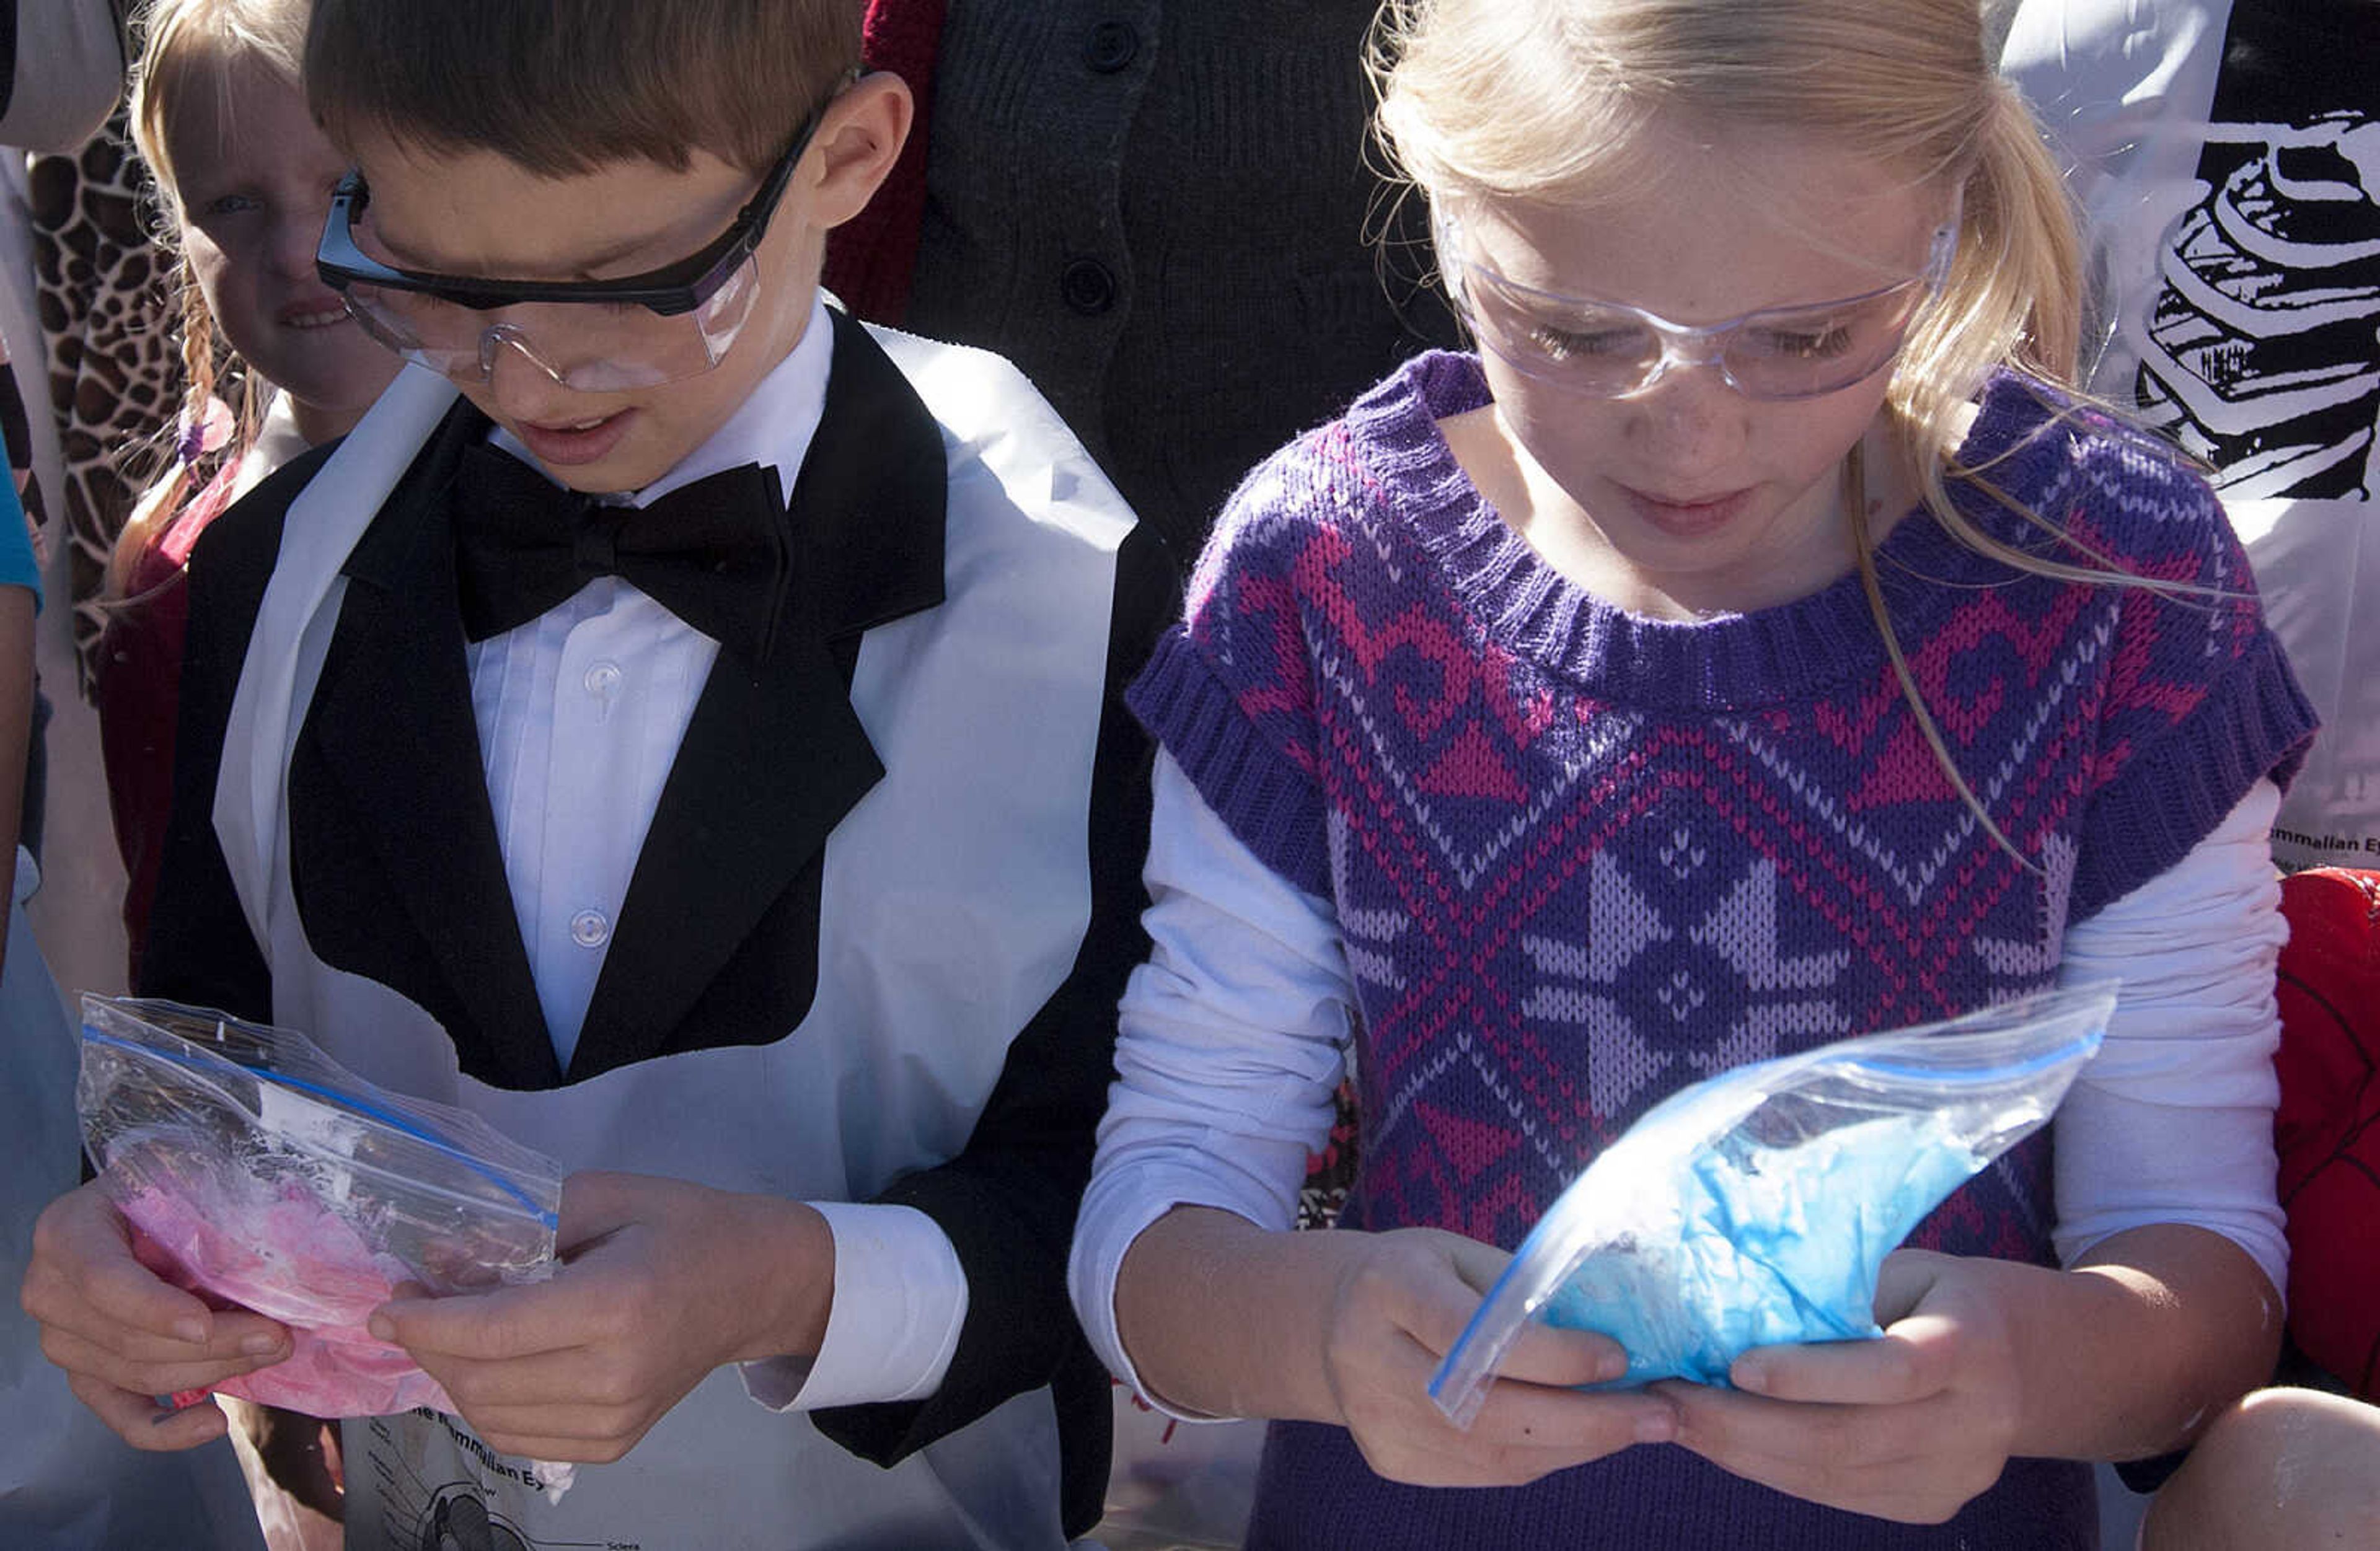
left=482, top=333, right=584, bottom=420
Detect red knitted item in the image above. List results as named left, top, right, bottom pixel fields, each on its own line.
left=2275, top=867, right=2380, bottom=1400
left=820, top=0, right=946, bottom=325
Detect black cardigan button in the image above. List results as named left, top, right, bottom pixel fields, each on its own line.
left=1083, top=20, right=1139, bottom=74
left=1060, top=257, right=1118, bottom=315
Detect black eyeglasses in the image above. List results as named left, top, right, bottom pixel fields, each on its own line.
left=314, top=104, right=830, bottom=390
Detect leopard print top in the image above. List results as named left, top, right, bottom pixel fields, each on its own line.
left=30, top=102, right=176, bottom=695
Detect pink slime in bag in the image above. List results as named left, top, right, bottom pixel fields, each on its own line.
left=115, top=1146, right=456, bottom=1415
left=77, top=998, right=563, bottom=1420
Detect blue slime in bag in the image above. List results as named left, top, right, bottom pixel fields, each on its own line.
left=1429, top=985, right=2115, bottom=1428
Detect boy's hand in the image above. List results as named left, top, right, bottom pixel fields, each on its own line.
left=371, top=1171, right=835, bottom=1463
left=1320, top=1227, right=1677, bottom=1487
left=20, top=1179, right=293, bottom=1449
left=1658, top=1249, right=2024, bottom=1524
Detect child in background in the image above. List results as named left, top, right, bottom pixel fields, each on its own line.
left=1069, top=1, right=2319, bottom=1547
left=99, top=0, right=395, bottom=983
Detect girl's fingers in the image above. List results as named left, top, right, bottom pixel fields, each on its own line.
left=1435, top=1233, right=1517, bottom=1295
left=1870, top=1247, right=1954, bottom=1326
left=1372, top=1234, right=1626, bottom=1387
left=1494, top=1318, right=1629, bottom=1389
left=1352, top=1376, right=1676, bottom=1487
left=1664, top=1380, right=1914, bottom=1465
left=1359, top=1241, right=1496, bottom=1358
left=1730, top=1319, right=1958, bottom=1408
left=1470, top=1378, right=1680, bottom=1453
left=1664, top=1388, right=1972, bottom=1523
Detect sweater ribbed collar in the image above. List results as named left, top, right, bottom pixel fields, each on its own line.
left=1347, top=353, right=2075, bottom=712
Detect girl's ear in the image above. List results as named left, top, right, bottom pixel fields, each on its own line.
left=804, top=72, right=914, bottom=232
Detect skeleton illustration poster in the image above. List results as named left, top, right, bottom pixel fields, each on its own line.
left=2006, top=0, right=2380, bottom=870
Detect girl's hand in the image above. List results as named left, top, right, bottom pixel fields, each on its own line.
left=369, top=1171, right=835, bottom=1464
left=1320, top=1226, right=1677, bottom=1487
left=1657, top=1249, right=2022, bottom=1523
left=20, top=1179, right=294, bottom=1449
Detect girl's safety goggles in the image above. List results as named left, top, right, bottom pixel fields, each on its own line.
left=315, top=107, right=826, bottom=393
left=1434, top=204, right=1960, bottom=402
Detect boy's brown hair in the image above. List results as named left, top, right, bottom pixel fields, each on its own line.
left=305, top=0, right=861, bottom=175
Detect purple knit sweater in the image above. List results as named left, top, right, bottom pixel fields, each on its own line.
left=1127, top=354, right=2317, bottom=1550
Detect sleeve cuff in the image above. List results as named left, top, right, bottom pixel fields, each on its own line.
left=739, top=1202, right=967, bottom=1412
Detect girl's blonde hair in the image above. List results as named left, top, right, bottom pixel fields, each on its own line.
left=1373, top=0, right=2133, bottom=866
left=112, top=0, right=309, bottom=597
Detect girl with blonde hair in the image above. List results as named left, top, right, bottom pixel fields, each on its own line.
left=1069, top=1, right=2318, bottom=1544
left=99, top=0, right=393, bottom=981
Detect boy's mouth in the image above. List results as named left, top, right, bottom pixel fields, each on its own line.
left=514, top=408, right=638, bottom=470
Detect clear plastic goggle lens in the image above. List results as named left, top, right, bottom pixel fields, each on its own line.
left=1438, top=211, right=1954, bottom=401
left=340, top=251, right=760, bottom=393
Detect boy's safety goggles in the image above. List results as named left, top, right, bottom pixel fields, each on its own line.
left=315, top=108, right=826, bottom=393
left=1434, top=205, right=1960, bottom=402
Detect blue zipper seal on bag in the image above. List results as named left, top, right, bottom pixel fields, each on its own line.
left=83, top=1027, right=560, bottom=1229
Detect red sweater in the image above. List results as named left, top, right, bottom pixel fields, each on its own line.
left=96, top=463, right=242, bottom=982
left=2275, top=868, right=2380, bottom=1399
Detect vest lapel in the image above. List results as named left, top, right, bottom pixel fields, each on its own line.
left=297, top=402, right=563, bottom=1090
left=568, top=312, right=947, bottom=1079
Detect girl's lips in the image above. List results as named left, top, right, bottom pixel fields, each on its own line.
left=279, top=298, right=354, bottom=330
left=513, top=408, right=638, bottom=470
left=1621, top=483, right=1755, bottom=538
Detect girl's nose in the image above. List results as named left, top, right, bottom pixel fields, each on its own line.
left=273, top=210, right=322, bottom=281
left=1629, top=367, right=1745, bottom=475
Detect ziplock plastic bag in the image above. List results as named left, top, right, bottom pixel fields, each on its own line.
left=1430, top=985, right=2115, bottom=1428
left=76, top=996, right=565, bottom=1419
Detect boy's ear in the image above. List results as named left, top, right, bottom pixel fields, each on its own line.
left=805, top=72, right=914, bottom=231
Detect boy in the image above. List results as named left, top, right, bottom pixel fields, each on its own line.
left=19, top=3, right=1172, bottom=1546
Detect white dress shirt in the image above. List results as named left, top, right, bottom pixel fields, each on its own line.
left=1072, top=754, right=2293, bottom=1421
left=469, top=294, right=966, bottom=1410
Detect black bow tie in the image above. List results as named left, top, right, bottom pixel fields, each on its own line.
left=451, top=443, right=793, bottom=661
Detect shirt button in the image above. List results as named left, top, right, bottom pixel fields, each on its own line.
left=570, top=910, right=610, bottom=949
left=1060, top=257, right=1117, bottom=316
left=584, top=660, right=624, bottom=697
left=1082, top=19, right=1138, bottom=73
